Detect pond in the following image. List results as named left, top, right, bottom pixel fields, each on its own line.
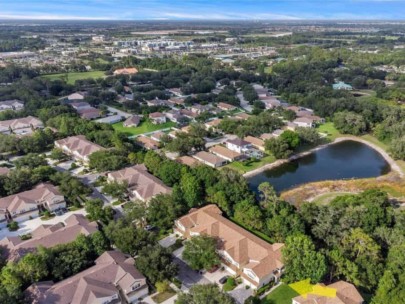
left=248, top=140, right=391, bottom=193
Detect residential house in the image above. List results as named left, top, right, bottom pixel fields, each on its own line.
left=123, top=115, right=141, bottom=127
left=167, top=97, right=185, bottom=107
left=285, top=122, right=298, bottom=131
left=168, top=88, right=183, bottom=97
left=66, top=92, right=86, bottom=102
left=260, top=133, right=274, bottom=140
left=233, top=112, right=251, bottom=120
left=165, top=110, right=184, bottom=123
left=70, top=102, right=92, bottom=112
left=209, top=145, right=244, bottom=162
left=150, top=131, right=166, bottom=142
left=147, top=98, right=169, bottom=107
left=55, top=135, right=105, bottom=164
left=260, top=96, right=281, bottom=109
left=204, top=118, right=222, bottom=131
left=95, top=115, right=123, bottom=124
left=190, top=104, right=211, bottom=115
left=217, top=102, right=236, bottom=111
left=272, top=129, right=284, bottom=137
left=107, top=164, right=171, bottom=202
left=244, top=136, right=265, bottom=151
left=180, top=109, right=198, bottom=120
left=25, top=251, right=148, bottom=304
left=175, top=205, right=284, bottom=289
left=113, top=67, right=138, bottom=75
left=70, top=102, right=101, bottom=120
left=226, top=138, right=252, bottom=153
left=293, top=117, right=316, bottom=128
left=135, top=136, right=160, bottom=150
left=0, top=183, right=66, bottom=228
left=292, top=281, right=364, bottom=304
left=176, top=156, right=200, bottom=167
left=333, top=81, right=353, bottom=90
left=0, top=116, right=44, bottom=136
left=0, top=214, right=98, bottom=261
left=254, top=88, right=269, bottom=98
left=192, top=151, right=227, bottom=168
left=0, top=99, right=24, bottom=112
left=149, top=112, right=167, bottom=124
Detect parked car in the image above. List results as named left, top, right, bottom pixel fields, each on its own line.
left=219, top=276, right=230, bottom=284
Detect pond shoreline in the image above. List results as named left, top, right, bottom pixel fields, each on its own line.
left=243, top=136, right=404, bottom=179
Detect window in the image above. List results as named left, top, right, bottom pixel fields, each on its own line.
left=132, top=283, right=141, bottom=291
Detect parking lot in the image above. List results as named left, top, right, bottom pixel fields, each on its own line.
left=171, top=246, right=252, bottom=303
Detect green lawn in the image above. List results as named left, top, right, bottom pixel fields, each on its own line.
left=261, top=284, right=300, bottom=304
left=312, top=192, right=354, bottom=205
left=225, top=154, right=276, bottom=174
left=151, top=287, right=176, bottom=303
left=40, top=71, right=106, bottom=84
left=316, top=122, right=342, bottom=140
left=112, top=121, right=176, bottom=136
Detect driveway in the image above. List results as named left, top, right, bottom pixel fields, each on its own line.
left=237, top=92, right=252, bottom=113
left=106, top=106, right=132, bottom=118
left=0, top=209, right=87, bottom=240
left=205, top=134, right=237, bottom=148
left=172, top=247, right=211, bottom=291
left=229, top=285, right=253, bottom=304
left=159, top=233, right=177, bottom=248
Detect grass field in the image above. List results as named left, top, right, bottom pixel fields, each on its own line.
left=151, top=287, right=176, bottom=303
left=261, top=284, right=299, bottom=304
left=225, top=154, right=276, bottom=174
left=316, top=122, right=342, bottom=140
left=311, top=192, right=354, bottom=205
left=112, top=121, right=176, bottom=136
left=41, top=71, right=106, bottom=84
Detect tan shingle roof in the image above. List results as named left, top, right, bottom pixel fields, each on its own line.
left=293, top=281, right=364, bottom=304
left=108, top=165, right=171, bottom=201
left=0, top=214, right=98, bottom=261
left=0, top=116, right=43, bottom=132
left=55, top=135, right=105, bottom=159
left=178, top=205, right=284, bottom=280
left=0, top=183, right=62, bottom=214
left=25, top=251, right=147, bottom=304
left=209, top=145, right=242, bottom=161
left=244, top=136, right=265, bottom=148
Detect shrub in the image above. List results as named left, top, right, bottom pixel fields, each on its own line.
left=156, top=281, right=170, bottom=293
left=7, top=221, right=19, bottom=231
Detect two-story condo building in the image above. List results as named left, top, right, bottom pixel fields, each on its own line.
left=0, top=183, right=66, bottom=228
left=25, top=251, right=148, bottom=304
left=175, top=205, right=284, bottom=289
left=55, top=135, right=105, bottom=164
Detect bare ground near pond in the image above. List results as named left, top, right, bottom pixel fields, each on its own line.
left=281, top=173, right=405, bottom=207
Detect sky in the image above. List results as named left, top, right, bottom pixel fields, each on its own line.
left=0, top=0, right=404, bottom=21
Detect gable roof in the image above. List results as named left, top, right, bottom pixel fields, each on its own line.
left=0, top=214, right=98, bottom=261
left=124, top=115, right=141, bottom=126
left=0, top=183, right=62, bottom=215
left=55, top=135, right=105, bottom=159
left=177, top=205, right=284, bottom=281
left=25, top=251, right=146, bottom=304
left=0, top=116, right=43, bottom=132
left=293, top=281, right=364, bottom=304
left=227, top=138, right=251, bottom=147
left=108, top=164, right=171, bottom=201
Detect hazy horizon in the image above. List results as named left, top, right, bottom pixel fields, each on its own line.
left=1, top=0, right=404, bottom=21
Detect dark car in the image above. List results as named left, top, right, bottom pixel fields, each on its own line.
left=219, top=276, right=229, bottom=284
